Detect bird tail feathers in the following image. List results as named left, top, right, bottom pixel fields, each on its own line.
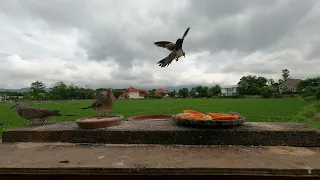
left=157, top=59, right=166, bottom=68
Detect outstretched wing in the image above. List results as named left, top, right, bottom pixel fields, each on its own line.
left=157, top=51, right=177, bottom=68
left=154, top=41, right=176, bottom=51
left=175, top=27, right=190, bottom=50
left=175, top=39, right=183, bottom=50
left=182, top=27, right=190, bottom=39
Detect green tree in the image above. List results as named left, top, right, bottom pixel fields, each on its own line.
left=168, top=90, right=177, bottom=98
left=30, top=81, right=46, bottom=94
left=282, top=69, right=291, bottom=81
left=195, top=86, right=208, bottom=98
left=237, top=75, right=268, bottom=95
left=49, top=81, right=68, bottom=99
left=112, top=89, right=123, bottom=99
left=207, top=85, right=221, bottom=97
left=30, top=81, right=46, bottom=99
left=189, top=87, right=197, bottom=98
left=178, top=88, right=189, bottom=98
left=261, top=86, right=275, bottom=98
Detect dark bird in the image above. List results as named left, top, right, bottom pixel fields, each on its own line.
left=81, top=90, right=115, bottom=119
left=154, top=27, right=190, bottom=67
left=10, top=102, right=77, bottom=125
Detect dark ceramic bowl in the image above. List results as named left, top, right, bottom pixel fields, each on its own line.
left=127, top=114, right=173, bottom=121
left=75, top=115, right=123, bottom=129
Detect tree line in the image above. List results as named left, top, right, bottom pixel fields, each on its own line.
left=1, top=68, right=319, bottom=101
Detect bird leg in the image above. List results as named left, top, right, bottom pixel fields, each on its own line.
left=31, top=119, right=41, bottom=126
left=103, top=111, right=108, bottom=117
left=41, top=118, right=46, bottom=125
left=97, top=112, right=102, bottom=119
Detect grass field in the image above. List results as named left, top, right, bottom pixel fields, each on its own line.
left=1, top=97, right=318, bottom=135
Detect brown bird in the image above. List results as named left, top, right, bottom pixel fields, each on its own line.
left=81, top=90, right=115, bottom=119
left=154, top=27, right=190, bottom=67
left=10, top=102, right=77, bottom=125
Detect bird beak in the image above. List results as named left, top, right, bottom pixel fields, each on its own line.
left=10, top=105, right=16, bottom=109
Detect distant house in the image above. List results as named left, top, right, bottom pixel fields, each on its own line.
left=278, top=79, right=302, bottom=94
left=154, top=88, right=169, bottom=98
left=139, top=93, right=145, bottom=98
left=0, top=96, right=3, bottom=102
left=220, top=85, right=238, bottom=96
left=119, top=91, right=128, bottom=99
left=119, top=87, right=144, bottom=99
left=142, top=90, right=150, bottom=95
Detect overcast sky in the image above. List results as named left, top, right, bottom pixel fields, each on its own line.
left=0, top=0, right=320, bottom=89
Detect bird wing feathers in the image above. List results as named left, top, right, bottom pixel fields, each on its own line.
left=154, top=41, right=176, bottom=51
left=17, top=106, right=61, bottom=119
left=182, top=27, right=190, bottom=39
left=90, top=98, right=104, bottom=109
left=157, top=51, right=177, bottom=67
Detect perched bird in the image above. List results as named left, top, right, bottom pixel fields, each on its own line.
left=81, top=90, right=115, bottom=119
left=154, top=27, right=190, bottom=67
left=10, top=102, right=77, bottom=125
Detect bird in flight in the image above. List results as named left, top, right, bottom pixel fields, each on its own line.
left=154, top=27, right=190, bottom=67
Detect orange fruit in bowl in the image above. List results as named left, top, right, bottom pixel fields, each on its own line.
left=183, top=110, right=204, bottom=115
left=206, top=112, right=240, bottom=120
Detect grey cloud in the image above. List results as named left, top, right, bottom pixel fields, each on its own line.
left=0, top=0, right=320, bottom=89
left=221, top=62, right=277, bottom=75
left=181, top=0, right=317, bottom=54
left=1, top=0, right=318, bottom=66
left=305, top=41, right=320, bottom=60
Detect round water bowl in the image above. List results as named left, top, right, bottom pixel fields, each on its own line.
left=127, top=114, right=173, bottom=121
left=75, top=115, right=124, bottom=129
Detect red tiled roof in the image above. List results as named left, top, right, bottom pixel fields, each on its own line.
left=139, top=93, right=145, bottom=97
left=120, top=92, right=128, bottom=97
left=154, top=88, right=168, bottom=94
left=143, top=90, right=150, bottom=94
left=128, top=87, right=140, bottom=92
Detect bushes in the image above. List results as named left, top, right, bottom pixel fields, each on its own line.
left=260, top=86, right=282, bottom=98
left=302, top=85, right=320, bottom=100
left=291, top=101, right=320, bottom=129
left=304, top=96, right=317, bottom=102
left=272, top=92, right=283, bottom=98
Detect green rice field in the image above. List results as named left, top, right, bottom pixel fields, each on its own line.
left=0, top=97, right=318, bottom=135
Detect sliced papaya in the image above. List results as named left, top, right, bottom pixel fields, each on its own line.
left=184, top=110, right=204, bottom=115
left=178, top=113, right=194, bottom=120
left=212, top=115, right=239, bottom=120
left=192, top=115, right=203, bottom=120
left=206, top=112, right=227, bottom=117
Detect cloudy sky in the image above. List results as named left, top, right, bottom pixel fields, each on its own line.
left=0, top=0, right=320, bottom=89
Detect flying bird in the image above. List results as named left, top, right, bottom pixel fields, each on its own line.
left=154, top=27, right=190, bottom=67
left=81, top=90, right=115, bottom=119
left=10, top=102, right=77, bottom=125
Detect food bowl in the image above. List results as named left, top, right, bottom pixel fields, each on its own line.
left=127, top=114, right=173, bottom=121
left=75, top=115, right=124, bottom=129
left=173, top=111, right=246, bottom=128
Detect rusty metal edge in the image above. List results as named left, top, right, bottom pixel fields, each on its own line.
left=0, top=168, right=319, bottom=177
